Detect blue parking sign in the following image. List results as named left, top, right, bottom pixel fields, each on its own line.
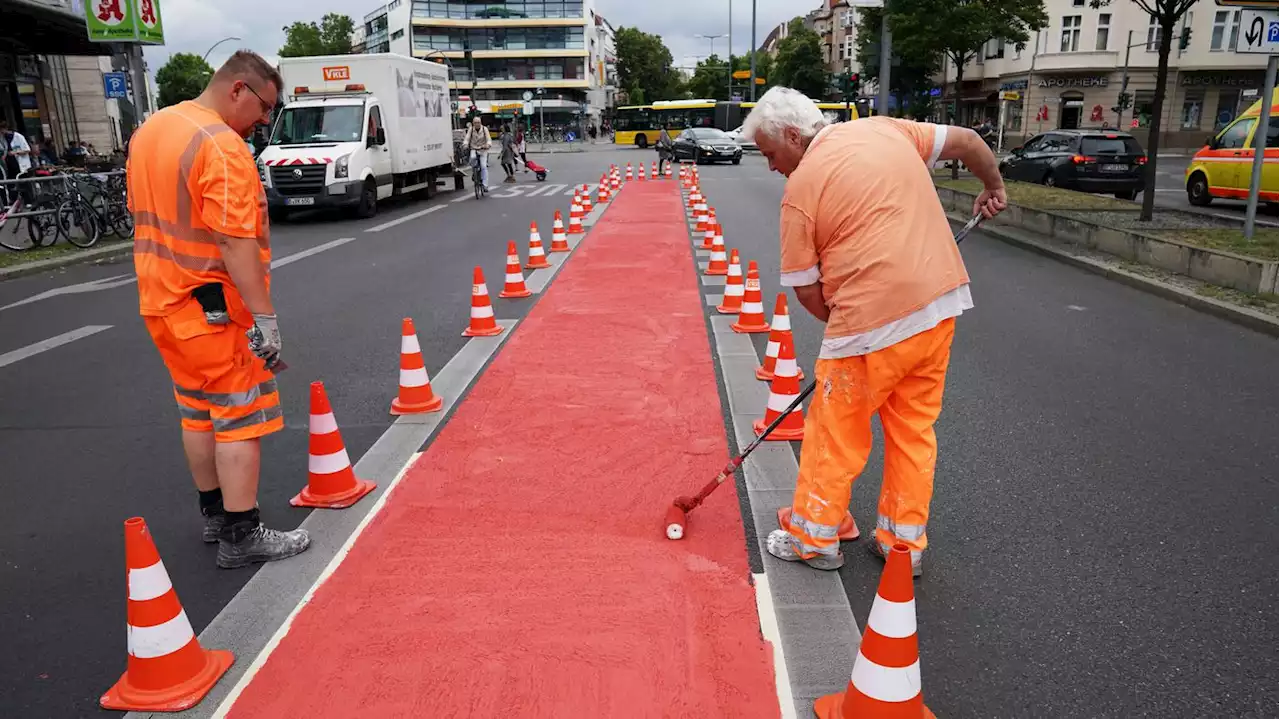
left=103, top=73, right=128, bottom=99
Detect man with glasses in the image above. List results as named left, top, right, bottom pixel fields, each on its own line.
left=126, top=49, right=311, bottom=569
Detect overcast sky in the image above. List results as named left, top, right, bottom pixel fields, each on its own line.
left=143, top=0, right=809, bottom=82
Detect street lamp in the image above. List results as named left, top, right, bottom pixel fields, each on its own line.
left=694, top=33, right=726, bottom=57
left=202, top=37, right=241, bottom=62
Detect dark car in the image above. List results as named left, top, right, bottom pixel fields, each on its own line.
left=672, top=127, right=743, bottom=165
left=999, top=129, right=1147, bottom=200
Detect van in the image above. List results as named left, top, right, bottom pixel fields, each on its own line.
left=1184, top=88, right=1278, bottom=208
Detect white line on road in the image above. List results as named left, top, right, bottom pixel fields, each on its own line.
left=753, top=572, right=798, bottom=719
left=364, top=205, right=445, bottom=233
left=0, top=274, right=137, bottom=313
left=0, top=325, right=113, bottom=369
left=270, top=237, right=358, bottom=269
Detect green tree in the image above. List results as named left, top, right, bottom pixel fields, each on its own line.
left=155, top=53, right=213, bottom=108
left=734, top=52, right=775, bottom=100
left=1092, top=0, right=1196, bottom=221
left=615, top=27, right=683, bottom=103
left=280, top=13, right=356, bottom=57
left=855, top=6, right=941, bottom=117
left=886, top=0, right=1047, bottom=176
left=686, top=54, right=731, bottom=101
left=773, top=18, right=828, bottom=100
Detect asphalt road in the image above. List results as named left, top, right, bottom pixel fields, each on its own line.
left=698, top=155, right=1278, bottom=717
left=0, top=152, right=617, bottom=718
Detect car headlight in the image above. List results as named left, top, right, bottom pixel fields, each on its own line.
left=335, top=154, right=350, bottom=179
left=257, top=160, right=266, bottom=183
left=698, top=144, right=712, bottom=151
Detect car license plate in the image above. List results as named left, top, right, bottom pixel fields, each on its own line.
left=1101, top=164, right=1127, bottom=172
left=286, top=197, right=315, bottom=206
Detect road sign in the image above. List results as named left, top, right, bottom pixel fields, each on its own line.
left=732, top=70, right=751, bottom=79
left=1001, top=91, right=1021, bottom=101
left=1235, top=9, right=1279, bottom=53
left=83, top=0, right=165, bottom=44
left=522, top=90, right=533, bottom=101
left=103, top=72, right=128, bottom=99
left=1215, top=0, right=1276, bottom=8
left=754, top=77, right=766, bottom=84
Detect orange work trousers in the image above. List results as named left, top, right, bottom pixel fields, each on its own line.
left=785, top=318, right=955, bottom=563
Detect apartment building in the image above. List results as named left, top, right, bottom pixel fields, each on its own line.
left=940, top=0, right=1271, bottom=149
left=360, top=0, right=616, bottom=129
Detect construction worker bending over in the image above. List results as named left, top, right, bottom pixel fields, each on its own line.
left=744, top=86, right=1005, bottom=577
left=127, top=50, right=310, bottom=569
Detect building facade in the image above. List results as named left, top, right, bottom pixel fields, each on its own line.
left=361, top=0, right=615, bottom=130
left=939, top=0, right=1272, bottom=149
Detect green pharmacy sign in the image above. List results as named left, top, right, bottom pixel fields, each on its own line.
left=84, top=0, right=165, bottom=45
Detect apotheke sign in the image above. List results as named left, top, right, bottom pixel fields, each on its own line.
left=1181, top=74, right=1260, bottom=86
left=1038, top=76, right=1109, bottom=88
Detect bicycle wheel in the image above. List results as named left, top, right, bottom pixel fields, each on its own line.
left=113, top=209, right=134, bottom=239
left=473, top=167, right=482, bottom=199
left=1, top=218, right=37, bottom=251
left=30, top=200, right=61, bottom=248
left=57, top=199, right=101, bottom=248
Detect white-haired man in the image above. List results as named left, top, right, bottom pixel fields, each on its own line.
left=746, top=86, right=1005, bottom=577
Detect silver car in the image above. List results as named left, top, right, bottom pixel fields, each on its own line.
left=725, top=125, right=757, bottom=151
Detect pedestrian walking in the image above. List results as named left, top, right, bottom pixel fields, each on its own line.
left=656, top=124, right=674, bottom=176
left=126, top=50, right=311, bottom=569
left=515, top=127, right=529, bottom=172
left=499, top=123, right=517, bottom=183
left=744, top=86, right=1006, bottom=577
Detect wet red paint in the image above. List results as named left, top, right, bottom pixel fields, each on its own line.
left=226, top=181, right=780, bottom=717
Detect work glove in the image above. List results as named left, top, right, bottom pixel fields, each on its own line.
left=245, top=313, right=283, bottom=371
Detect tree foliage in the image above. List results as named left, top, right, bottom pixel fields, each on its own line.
left=614, top=27, right=683, bottom=104
left=280, top=13, right=356, bottom=58
left=155, top=53, right=213, bottom=108
left=855, top=6, right=941, bottom=117
left=773, top=18, right=827, bottom=100
left=684, top=53, right=776, bottom=101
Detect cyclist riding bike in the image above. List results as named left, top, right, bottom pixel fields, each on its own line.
left=461, top=115, right=492, bottom=194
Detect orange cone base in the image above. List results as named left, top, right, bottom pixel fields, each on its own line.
left=715, top=303, right=741, bottom=315
left=291, top=477, right=376, bottom=509
left=813, top=693, right=936, bottom=719
left=525, top=259, right=552, bottom=270
left=462, top=324, right=504, bottom=338
left=100, top=649, right=233, bottom=712
left=777, top=507, right=859, bottom=541
left=390, top=393, right=444, bottom=415
left=755, top=365, right=805, bottom=382
left=731, top=319, right=771, bottom=333
left=549, top=245, right=571, bottom=254
left=704, top=267, right=728, bottom=276
left=499, top=287, right=532, bottom=299
left=752, top=418, right=805, bottom=441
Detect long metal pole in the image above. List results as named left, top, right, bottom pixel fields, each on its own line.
left=727, top=0, right=733, bottom=100
left=1116, top=30, right=1133, bottom=129
left=1244, top=53, right=1277, bottom=239
left=1024, top=30, right=1039, bottom=139
left=877, top=12, right=891, bottom=116
left=749, top=0, right=757, bottom=100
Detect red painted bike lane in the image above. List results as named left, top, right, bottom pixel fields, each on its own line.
left=225, top=180, right=780, bottom=717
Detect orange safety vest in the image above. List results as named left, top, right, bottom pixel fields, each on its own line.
left=127, top=100, right=269, bottom=319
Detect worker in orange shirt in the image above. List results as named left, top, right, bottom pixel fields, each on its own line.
left=127, top=50, right=310, bottom=569
left=744, top=87, right=1006, bottom=578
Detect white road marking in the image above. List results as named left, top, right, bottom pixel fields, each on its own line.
left=364, top=205, right=445, bottom=233
left=451, top=191, right=474, bottom=203
left=1067, top=304, right=1087, bottom=311
left=753, top=572, right=798, bottom=719
left=270, top=237, right=358, bottom=269
left=489, top=184, right=531, bottom=199
left=0, top=274, right=137, bottom=313
left=209, top=451, right=424, bottom=718
left=526, top=183, right=567, bottom=197
left=0, top=325, right=113, bottom=369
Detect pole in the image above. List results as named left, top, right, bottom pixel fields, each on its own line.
left=749, top=0, right=757, bottom=101
left=997, top=98, right=1006, bottom=152
left=1023, top=29, right=1039, bottom=143
left=877, top=15, right=891, bottom=116
left=129, top=45, right=150, bottom=121
left=202, top=37, right=241, bottom=62
left=1244, top=53, right=1277, bottom=239
left=727, top=0, right=733, bottom=101
left=1116, top=30, right=1132, bottom=130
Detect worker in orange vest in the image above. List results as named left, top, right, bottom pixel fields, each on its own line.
left=127, top=50, right=310, bottom=569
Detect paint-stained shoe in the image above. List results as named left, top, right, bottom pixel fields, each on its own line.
left=765, top=529, right=844, bottom=571
left=218, top=521, right=310, bottom=569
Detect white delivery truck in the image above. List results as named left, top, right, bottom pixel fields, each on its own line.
left=259, top=53, right=463, bottom=220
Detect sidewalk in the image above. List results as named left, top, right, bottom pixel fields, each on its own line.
left=219, top=181, right=779, bottom=716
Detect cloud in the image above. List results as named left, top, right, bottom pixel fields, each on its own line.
left=598, top=0, right=807, bottom=72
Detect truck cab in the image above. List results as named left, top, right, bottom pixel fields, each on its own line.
left=1185, top=88, right=1278, bottom=209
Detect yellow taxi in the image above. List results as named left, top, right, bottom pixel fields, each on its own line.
left=1185, top=88, right=1278, bottom=208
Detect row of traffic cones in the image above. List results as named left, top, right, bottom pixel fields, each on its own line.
left=677, top=162, right=934, bottom=718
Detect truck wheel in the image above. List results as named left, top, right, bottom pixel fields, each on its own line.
left=357, top=180, right=377, bottom=218
left=1186, top=172, right=1212, bottom=207
left=268, top=207, right=289, bottom=223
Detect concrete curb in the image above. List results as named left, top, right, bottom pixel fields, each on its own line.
left=0, top=241, right=132, bottom=281
left=951, top=212, right=1279, bottom=337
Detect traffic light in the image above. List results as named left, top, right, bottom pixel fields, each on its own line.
left=843, top=72, right=860, bottom=98
left=1116, top=91, right=1132, bottom=110
left=1179, top=27, right=1192, bottom=50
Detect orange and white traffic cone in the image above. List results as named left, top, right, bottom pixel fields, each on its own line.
left=752, top=334, right=805, bottom=440
left=462, top=267, right=503, bottom=337
left=704, top=229, right=728, bottom=276
left=295, top=381, right=377, bottom=507
left=499, top=241, right=533, bottom=298
left=100, top=517, right=234, bottom=711
left=687, top=188, right=699, bottom=212
left=703, top=212, right=719, bottom=249
left=814, top=543, right=933, bottom=719
left=665, top=162, right=672, bottom=178
left=716, top=249, right=745, bottom=314
left=651, top=161, right=658, bottom=179
left=598, top=180, right=610, bottom=204
left=625, top=163, right=633, bottom=181
left=389, top=319, right=444, bottom=415
left=611, top=171, right=620, bottom=192
left=638, top=163, right=647, bottom=181
left=757, top=293, right=805, bottom=382
left=567, top=202, right=584, bottom=234
left=580, top=184, right=593, bottom=213
left=731, top=261, right=771, bottom=333
left=528, top=221, right=554, bottom=268
left=695, top=200, right=710, bottom=233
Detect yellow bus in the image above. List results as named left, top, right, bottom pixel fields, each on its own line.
left=613, top=99, right=859, bottom=147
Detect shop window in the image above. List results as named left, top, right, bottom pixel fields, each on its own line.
left=1061, top=16, right=1081, bottom=52
left=1095, top=14, right=1110, bottom=51
left=1133, top=90, right=1154, bottom=128
left=1181, top=91, right=1203, bottom=129
left=1213, top=90, right=1240, bottom=130
left=1006, top=102, right=1023, bottom=132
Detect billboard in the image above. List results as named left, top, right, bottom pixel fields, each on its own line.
left=85, top=0, right=164, bottom=44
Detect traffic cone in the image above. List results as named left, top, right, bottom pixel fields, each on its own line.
left=388, top=319, right=444, bottom=415
left=567, top=202, right=584, bottom=234
left=687, top=188, right=699, bottom=211
left=731, top=261, right=771, bottom=333
left=695, top=201, right=710, bottom=233
left=752, top=334, right=805, bottom=440
left=295, top=382, right=377, bottom=506
left=665, top=162, right=672, bottom=178
left=100, top=517, right=234, bottom=711
left=716, top=249, right=745, bottom=314
left=704, top=229, right=728, bottom=276
left=757, top=293, right=805, bottom=381
left=598, top=180, right=610, bottom=204
left=580, top=184, right=593, bottom=213
left=626, top=163, right=633, bottom=181
left=703, top=213, right=718, bottom=249
left=499, top=241, right=532, bottom=298
left=611, top=171, right=620, bottom=192
left=528, top=221, right=554, bottom=268
left=651, top=161, right=658, bottom=179
left=639, top=163, right=647, bottom=181
left=462, top=267, right=504, bottom=337
left=814, top=543, right=933, bottom=719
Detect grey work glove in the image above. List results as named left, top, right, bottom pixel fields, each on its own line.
left=245, top=313, right=283, bottom=371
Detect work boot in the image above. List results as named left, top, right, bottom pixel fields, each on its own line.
left=867, top=536, right=924, bottom=578
left=217, top=510, right=310, bottom=569
left=765, top=529, right=844, bottom=571
left=201, top=502, right=226, bottom=544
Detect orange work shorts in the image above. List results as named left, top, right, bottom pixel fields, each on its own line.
left=143, top=296, right=283, bottom=443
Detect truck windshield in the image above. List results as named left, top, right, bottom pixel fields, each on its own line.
left=270, top=105, right=364, bottom=145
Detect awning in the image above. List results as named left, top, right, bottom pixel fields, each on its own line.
left=3, top=1, right=114, bottom=56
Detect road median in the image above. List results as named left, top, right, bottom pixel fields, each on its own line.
left=0, top=239, right=132, bottom=281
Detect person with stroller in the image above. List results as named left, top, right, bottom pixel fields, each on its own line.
left=499, top=123, right=517, bottom=183
left=515, top=127, right=529, bottom=173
